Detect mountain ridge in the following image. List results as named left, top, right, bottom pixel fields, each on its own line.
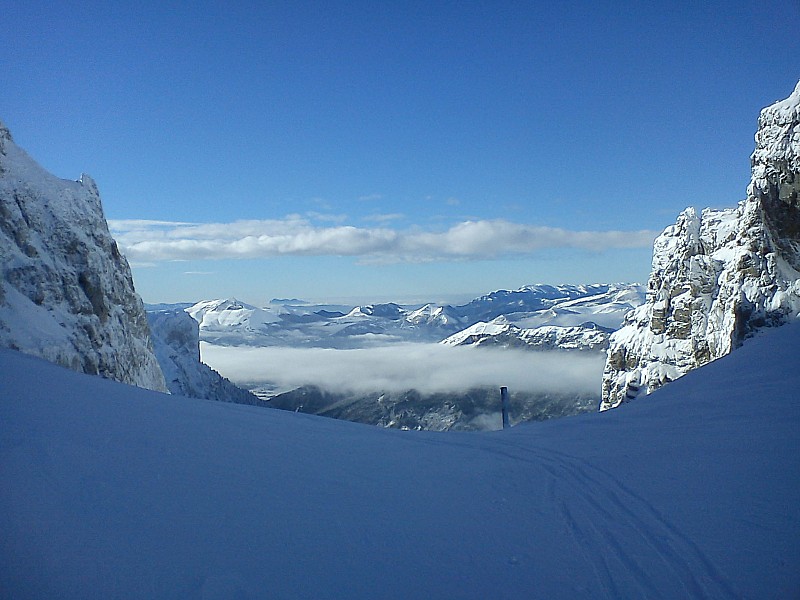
left=184, top=282, right=644, bottom=349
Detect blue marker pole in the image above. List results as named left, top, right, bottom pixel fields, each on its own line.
left=500, top=386, right=510, bottom=429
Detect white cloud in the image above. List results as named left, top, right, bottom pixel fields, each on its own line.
left=200, top=342, right=604, bottom=396
left=109, top=217, right=657, bottom=263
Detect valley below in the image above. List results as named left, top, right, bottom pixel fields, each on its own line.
left=175, top=283, right=643, bottom=430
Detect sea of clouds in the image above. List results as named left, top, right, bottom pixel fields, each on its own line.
left=201, top=342, right=605, bottom=396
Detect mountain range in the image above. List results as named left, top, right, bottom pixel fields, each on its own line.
left=180, top=282, right=644, bottom=350
left=171, top=285, right=644, bottom=429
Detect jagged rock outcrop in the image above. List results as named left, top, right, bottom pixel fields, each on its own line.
left=148, top=308, right=260, bottom=405
left=0, top=120, right=167, bottom=391
left=601, top=82, right=800, bottom=410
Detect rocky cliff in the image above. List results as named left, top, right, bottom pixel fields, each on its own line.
left=600, top=82, right=800, bottom=410
left=148, top=308, right=260, bottom=405
left=0, top=120, right=167, bottom=391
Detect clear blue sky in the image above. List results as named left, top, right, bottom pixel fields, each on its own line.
left=4, top=1, right=799, bottom=304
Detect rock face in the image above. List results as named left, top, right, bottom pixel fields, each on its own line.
left=600, top=82, right=800, bottom=410
left=147, top=308, right=260, bottom=405
left=0, top=120, right=167, bottom=391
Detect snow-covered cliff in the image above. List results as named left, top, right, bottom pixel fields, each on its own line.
left=148, top=308, right=260, bottom=405
left=600, top=82, right=800, bottom=410
left=0, top=120, right=167, bottom=391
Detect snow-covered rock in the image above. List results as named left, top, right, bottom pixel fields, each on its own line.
left=0, top=120, right=167, bottom=391
left=601, top=82, right=800, bottom=410
left=147, top=308, right=260, bottom=405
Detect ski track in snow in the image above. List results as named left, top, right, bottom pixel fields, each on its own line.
left=500, top=442, right=738, bottom=599
left=415, top=434, right=738, bottom=599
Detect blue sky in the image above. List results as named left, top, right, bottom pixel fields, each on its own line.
left=4, top=1, right=799, bottom=304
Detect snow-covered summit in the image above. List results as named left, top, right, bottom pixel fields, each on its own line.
left=601, top=82, right=800, bottom=409
left=749, top=79, right=800, bottom=201
left=405, top=303, right=464, bottom=328
left=187, top=298, right=282, bottom=329
left=0, top=120, right=166, bottom=391
left=442, top=315, right=512, bottom=346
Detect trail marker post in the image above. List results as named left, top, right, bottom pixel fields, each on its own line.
left=500, top=386, right=510, bottom=429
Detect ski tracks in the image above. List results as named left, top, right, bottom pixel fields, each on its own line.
left=488, top=439, right=740, bottom=599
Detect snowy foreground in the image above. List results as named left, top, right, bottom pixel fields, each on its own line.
left=2, top=326, right=799, bottom=599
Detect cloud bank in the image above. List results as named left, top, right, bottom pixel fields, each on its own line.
left=109, top=217, right=657, bottom=264
left=200, top=342, right=605, bottom=396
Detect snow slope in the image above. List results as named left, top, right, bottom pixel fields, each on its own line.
left=2, top=323, right=798, bottom=598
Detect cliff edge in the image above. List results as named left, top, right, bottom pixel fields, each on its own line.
left=0, top=121, right=167, bottom=391
left=601, top=82, right=800, bottom=410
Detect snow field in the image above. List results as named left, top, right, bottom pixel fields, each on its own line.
left=1, top=323, right=799, bottom=598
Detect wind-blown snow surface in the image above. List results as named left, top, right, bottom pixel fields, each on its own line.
left=2, top=324, right=799, bottom=598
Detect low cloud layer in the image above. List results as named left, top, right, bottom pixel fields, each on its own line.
left=201, top=342, right=605, bottom=396
left=109, top=217, right=656, bottom=264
